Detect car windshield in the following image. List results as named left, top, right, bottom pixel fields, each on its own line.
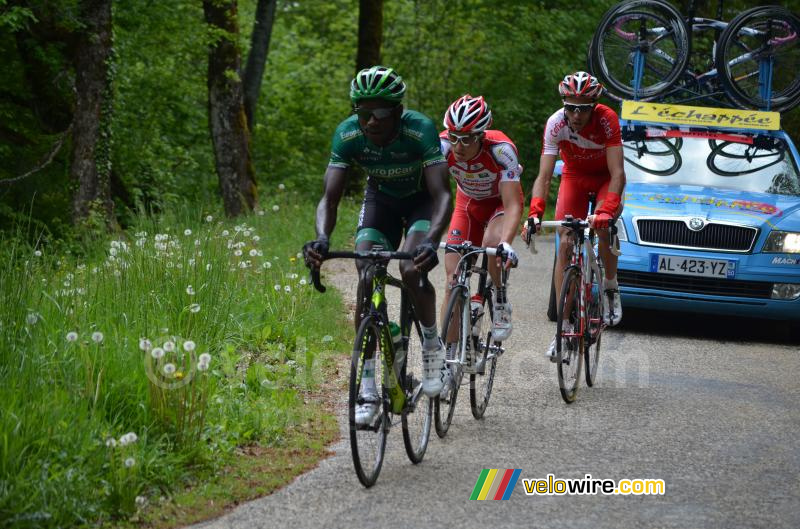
left=622, top=127, right=800, bottom=197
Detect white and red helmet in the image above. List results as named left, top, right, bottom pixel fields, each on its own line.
left=558, top=71, right=604, bottom=100
left=443, top=94, right=493, bottom=133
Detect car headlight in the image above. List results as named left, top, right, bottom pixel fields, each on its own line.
left=615, top=217, right=628, bottom=241
left=763, top=231, right=800, bottom=253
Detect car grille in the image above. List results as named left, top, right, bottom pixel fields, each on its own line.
left=636, top=219, right=757, bottom=252
left=618, top=270, right=773, bottom=299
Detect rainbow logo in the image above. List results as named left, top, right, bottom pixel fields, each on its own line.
left=470, top=469, right=522, bottom=500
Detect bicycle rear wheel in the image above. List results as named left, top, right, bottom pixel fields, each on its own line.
left=590, top=0, right=689, bottom=101
left=716, top=6, right=800, bottom=112
left=470, top=288, right=497, bottom=419
left=584, top=263, right=603, bottom=387
left=401, top=314, right=432, bottom=463
left=349, top=316, right=388, bottom=487
left=435, top=285, right=467, bottom=437
left=557, top=267, right=584, bottom=403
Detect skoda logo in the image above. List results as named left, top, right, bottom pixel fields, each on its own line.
left=688, top=218, right=705, bottom=231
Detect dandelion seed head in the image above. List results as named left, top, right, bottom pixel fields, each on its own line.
left=124, top=457, right=136, bottom=468
left=139, top=338, right=152, bottom=351
left=278, top=183, right=286, bottom=190
left=105, top=437, right=117, bottom=448
left=197, top=361, right=209, bottom=371
left=163, top=341, right=175, bottom=352
left=234, top=249, right=243, bottom=257
left=206, top=263, right=212, bottom=271
left=274, top=284, right=280, bottom=291
left=26, top=312, right=39, bottom=325
left=182, top=340, right=196, bottom=352
left=249, top=249, right=258, bottom=257
left=186, top=285, right=195, bottom=296
left=34, top=250, right=42, bottom=257
left=264, top=261, right=272, bottom=269
left=184, top=229, right=192, bottom=236
left=91, top=331, right=104, bottom=343
left=189, top=303, right=201, bottom=313
left=252, top=235, right=260, bottom=242
left=163, top=363, right=176, bottom=375
left=284, top=285, right=292, bottom=293
left=205, top=215, right=213, bottom=223
left=221, top=229, right=229, bottom=236
left=272, top=205, right=279, bottom=212
left=150, top=347, right=165, bottom=359
left=299, top=278, right=307, bottom=286
left=66, top=331, right=78, bottom=342
left=135, top=496, right=147, bottom=507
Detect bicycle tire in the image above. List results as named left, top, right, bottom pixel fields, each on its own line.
left=706, top=139, right=785, bottom=177
left=434, top=285, right=467, bottom=438
left=556, top=266, right=583, bottom=404
left=584, top=261, right=603, bottom=387
left=401, top=312, right=432, bottom=463
left=547, top=246, right=557, bottom=322
left=623, top=137, right=682, bottom=176
left=716, top=6, right=800, bottom=112
left=470, top=287, right=497, bottom=419
left=349, top=316, right=388, bottom=488
left=590, top=0, right=690, bottom=101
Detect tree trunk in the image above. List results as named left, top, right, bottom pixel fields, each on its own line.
left=356, top=0, right=383, bottom=72
left=243, top=0, right=277, bottom=130
left=203, top=0, right=257, bottom=217
left=70, top=0, right=116, bottom=229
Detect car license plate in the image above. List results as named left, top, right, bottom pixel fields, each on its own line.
left=649, top=254, right=736, bottom=279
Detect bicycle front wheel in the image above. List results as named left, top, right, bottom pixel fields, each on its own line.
left=557, top=267, right=584, bottom=404
left=349, top=316, right=388, bottom=487
left=590, top=0, right=689, bottom=100
left=716, top=6, right=800, bottom=112
left=470, top=288, right=497, bottom=419
left=401, top=314, right=432, bottom=463
left=435, top=285, right=467, bottom=437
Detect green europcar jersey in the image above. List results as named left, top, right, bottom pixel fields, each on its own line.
left=328, top=110, right=447, bottom=198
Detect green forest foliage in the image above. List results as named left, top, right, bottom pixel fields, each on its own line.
left=1, top=0, right=799, bottom=237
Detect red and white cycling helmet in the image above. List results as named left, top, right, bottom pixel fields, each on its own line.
left=443, top=94, right=493, bottom=133
left=558, top=71, right=604, bottom=100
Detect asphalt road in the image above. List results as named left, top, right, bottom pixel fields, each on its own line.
left=191, top=235, right=800, bottom=529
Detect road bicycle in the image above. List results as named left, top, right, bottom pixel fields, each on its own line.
left=434, top=241, right=507, bottom=437
left=528, top=216, right=612, bottom=403
left=309, top=249, right=432, bottom=488
left=588, top=0, right=800, bottom=111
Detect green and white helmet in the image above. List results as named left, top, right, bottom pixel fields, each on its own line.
left=350, top=65, right=407, bottom=104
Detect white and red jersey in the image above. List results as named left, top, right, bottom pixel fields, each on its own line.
left=439, top=129, right=523, bottom=200
left=542, top=103, right=622, bottom=178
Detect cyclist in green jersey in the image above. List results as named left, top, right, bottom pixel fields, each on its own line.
left=303, top=66, right=453, bottom=425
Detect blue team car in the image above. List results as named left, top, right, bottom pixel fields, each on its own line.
left=612, top=101, right=800, bottom=320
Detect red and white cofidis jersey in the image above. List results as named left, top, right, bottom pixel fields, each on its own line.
left=439, top=130, right=523, bottom=200
left=542, top=103, right=622, bottom=178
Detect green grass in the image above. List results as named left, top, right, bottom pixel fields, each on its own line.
left=0, top=189, right=360, bottom=528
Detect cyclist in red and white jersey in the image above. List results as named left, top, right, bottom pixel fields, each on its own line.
left=522, top=71, right=626, bottom=360
left=439, top=95, right=523, bottom=393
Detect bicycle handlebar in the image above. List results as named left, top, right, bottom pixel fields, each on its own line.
left=307, top=249, right=416, bottom=293
left=438, top=241, right=499, bottom=256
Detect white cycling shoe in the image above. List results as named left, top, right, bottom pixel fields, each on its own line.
left=354, top=382, right=381, bottom=427
left=422, top=340, right=446, bottom=397
left=604, top=288, right=622, bottom=326
left=545, top=321, right=574, bottom=363
left=492, top=302, right=513, bottom=341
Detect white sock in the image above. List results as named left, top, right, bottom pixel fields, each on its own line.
left=421, top=324, right=439, bottom=350
left=605, top=277, right=618, bottom=290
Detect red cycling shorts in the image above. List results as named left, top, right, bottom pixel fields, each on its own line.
left=446, top=187, right=522, bottom=246
left=554, top=175, right=620, bottom=220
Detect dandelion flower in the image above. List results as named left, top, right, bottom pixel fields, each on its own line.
left=299, top=278, right=307, bottom=286
left=205, top=215, right=213, bottom=222
left=322, top=335, right=333, bottom=343
left=119, top=432, right=138, bottom=446
left=274, top=284, right=280, bottom=291
left=151, top=347, right=165, bottom=359
left=234, top=249, right=243, bottom=257
left=109, top=247, right=117, bottom=257
left=206, top=263, right=212, bottom=271
left=264, top=261, right=272, bottom=269
left=221, top=229, right=229, bottom=236
left=284, top=285, right=292, bottom=293
left=184, top=229, right=192, bottom=236
left=189, top=303, right=201, bottom=313
left=249, top=249, right=258, bottom=257
left=197, top=361, right=209, bottom=372
left=278, top=183, right=286, bottom=190
left=135, top=496, right=147, bottom=507
left=91, top=332, right=104, bottom=343
left=272, top=205, right=279, bottom=212
left=183, top=340, right=196, bottom=352
left=105, top=437, right=117, bottom=448
left=124, top=457, right=136, bottom=468
left=34, top=250, right=42, bottom=257
left=252, top=235, right=260, bottom=242
left=186, top=285, right=195, bottom=296
left=296, top=252, right=303, bottom=259
left=66, top=331, right=78, bottom=342
left=163, top=341, right=175, bottom=352
left=243, top=230, right=252, bottom=237
left=26, top=312, right=39, bottom=325
left=258, top=210, right=265, bottom=216
left=139, top=338, right=152, bottom=351
left=163, top=363, right=176, bottom=375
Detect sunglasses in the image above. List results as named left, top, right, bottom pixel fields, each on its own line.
left=447, top=133, right=482, bottom=146
left=563, top=103, right=595, bottom=113
left=353, top=106, right=396, bottom=121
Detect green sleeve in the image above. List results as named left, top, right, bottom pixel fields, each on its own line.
left=328, top=120, right=355, bottom=169
left=417, top=116, right=447, bottom=168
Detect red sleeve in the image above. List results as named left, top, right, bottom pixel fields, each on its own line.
left=598, top=105, right=622, bottom=148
